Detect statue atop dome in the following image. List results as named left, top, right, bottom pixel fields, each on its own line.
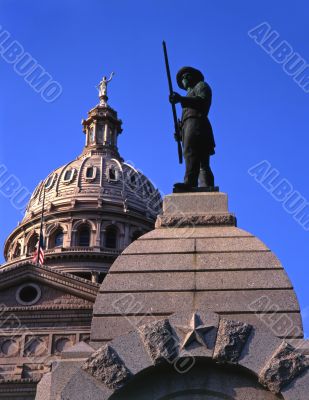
left=97, top=72, right=114, bottom=105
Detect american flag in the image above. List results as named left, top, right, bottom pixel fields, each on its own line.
left=32, top=234, right=44, bottom=265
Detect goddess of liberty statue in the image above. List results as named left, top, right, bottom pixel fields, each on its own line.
left=97, top=72, right=114, bottom=104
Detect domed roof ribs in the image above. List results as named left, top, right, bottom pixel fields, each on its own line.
left=111, top=158, right=128, bottom=213
left=76, top=156, right=91, bottom=189
left=55, top=160, right=76, bottom=197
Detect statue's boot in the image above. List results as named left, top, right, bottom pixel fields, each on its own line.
left=173, top=182, right=195, bottom=193
left=199, top=168, right=214, bottom=187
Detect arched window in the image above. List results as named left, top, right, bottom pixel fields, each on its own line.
left=63, top=168, right=76, bottom=184
left=131, top=230, right=142, bottom=243
left=86, top=167, right=94, bottom=178
left=108, top=167, right=117, bottom=181
left=104, top=226, right=118, bottom=249
left=45, top=173, right=56, bottom=190
left=52, top=228, right=64, bottom=247
left=85, top=166, right=96, bottom=181
left=77, top=225, right=90, bottom=247
left=129, top=173, right=136, bottom=188
left=14, top=243, right=21, bottom=258
left=28, top=234, right=38, bottom=254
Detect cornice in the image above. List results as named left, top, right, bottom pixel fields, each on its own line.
left=0, top=304, right=93, bottom=313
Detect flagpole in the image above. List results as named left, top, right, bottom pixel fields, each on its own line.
left=36, top=183, right=46, bottom=266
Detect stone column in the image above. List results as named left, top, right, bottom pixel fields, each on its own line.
left=91, top=271, right=99, bottom=283
left=94, top=220, right=101, bottom=250
left=64, top=221, right=73, bottom=247
left=123, top=224, right=131, bottom=249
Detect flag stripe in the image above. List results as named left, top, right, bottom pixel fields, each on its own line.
left=32, top=236, right=45, bottom=265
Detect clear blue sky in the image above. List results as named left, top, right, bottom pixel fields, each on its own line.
left=1, top=0, right=309, bottom=336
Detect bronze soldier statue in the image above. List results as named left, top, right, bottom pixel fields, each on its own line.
left=169, top=66, right=216, bottom=192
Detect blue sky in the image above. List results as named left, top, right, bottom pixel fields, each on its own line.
left=1, top=0, right=309, bottom=336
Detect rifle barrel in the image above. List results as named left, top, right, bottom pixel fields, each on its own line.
left=162, top=41, right=183, bottom=164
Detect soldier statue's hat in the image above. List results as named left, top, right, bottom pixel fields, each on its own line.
left=176, top=66, right=204, bottom=89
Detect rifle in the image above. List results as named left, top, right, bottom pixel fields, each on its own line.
left=162, top=41, right=183, bottom=164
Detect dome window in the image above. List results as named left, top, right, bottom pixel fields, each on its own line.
left=13, top=243, right=21, bottom=258
left=16, top=283, right=41, bottom=306
left=104, top=225, right=118, bottom=249
left=147, top=183, right=153, bottom=194
left=85, top=166, right=96, bottom=181
left=52, top=228, right=64, bottom=248
left=128, top=173, right=136, bottom=189
left=63, top=168, right=76, bottom=184
left=27, top=233, right=38, bottom=254
left=88, top=125, right=95, bottom=143
left=31, top=184, right=41, bottom=200
left=77, top=225, right=90, bottom=247
left=142, top=181, right=150, bottom=198
left=108, top=166, right=118, bottom=182
left=45, top=173, right=57, bottom=190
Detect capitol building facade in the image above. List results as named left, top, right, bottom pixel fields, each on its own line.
left=0, top=79, right=161, bottom=398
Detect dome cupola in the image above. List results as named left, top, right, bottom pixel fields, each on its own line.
left=82, top=73, right=122, bottom=156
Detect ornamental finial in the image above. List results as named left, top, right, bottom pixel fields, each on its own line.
left=97, top=72, right=114, bottom=105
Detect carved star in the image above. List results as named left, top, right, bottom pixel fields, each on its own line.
left=176, top=312, right=214, bottom=349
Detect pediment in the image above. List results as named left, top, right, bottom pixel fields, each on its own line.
left=0, top=261, right=99, bottom=308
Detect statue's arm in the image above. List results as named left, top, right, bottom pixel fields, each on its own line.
left=180, top=82, right=212, bottom=113
left=180, top=96, right=205, bottom=109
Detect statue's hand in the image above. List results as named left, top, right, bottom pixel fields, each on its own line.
left=169, top=92, right=182, bottom=104
left=174, top=132, right=181, bottom=142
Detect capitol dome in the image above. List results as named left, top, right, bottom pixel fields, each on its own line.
left=3, top=76, right=162, bottom=283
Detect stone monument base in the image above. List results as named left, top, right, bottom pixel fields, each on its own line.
left=35, top=191, right=309, bottom=400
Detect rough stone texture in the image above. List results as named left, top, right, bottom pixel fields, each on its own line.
left=109, top=357, right=281, bottom=400
left=139, top=319, right=178, bottom=365
left=61, top=341, right=95, bottom=359
left=157, top=193, right=236, bottom=228
left=90, top=191, right=303, bottom=400
left=39, top=310, right=309, bottom=400
left=61, top=368, right=113, bottom=400
left=92, top=193, right=302, bottom=346
left=91, top=315, right=165, bottom=342
left=281, top=367, right=309, bottom=400
left=142, top=226, right=252, bottom=239
left=35, top=359, right=85, bottom=400
left=156, top=213, right=236, bottom=228
left=196, top=236, right=269, bottom=252
left=238, top=328, right=284, bottom=378
left=107, top=330, right=153, bottom=375
left=123, top=238, right=195, bottom=254
left=94, top=290, right=300, bottom=315
left=82, top=345, right=132, bottom=390
left=35, top=371, right=51, bottom=400
left=213, top=319, right=252, bottom=363
left=221, top=313, right=303, bottom=339
left=163, top=192, right=228, bottom=214
left=259, top=341, right=309, bottom=393
left=111, top=251, right=282, bottom=272
left=102, top=269, right=291, bottom=292
left=287, top=339, right=309, bottom=355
